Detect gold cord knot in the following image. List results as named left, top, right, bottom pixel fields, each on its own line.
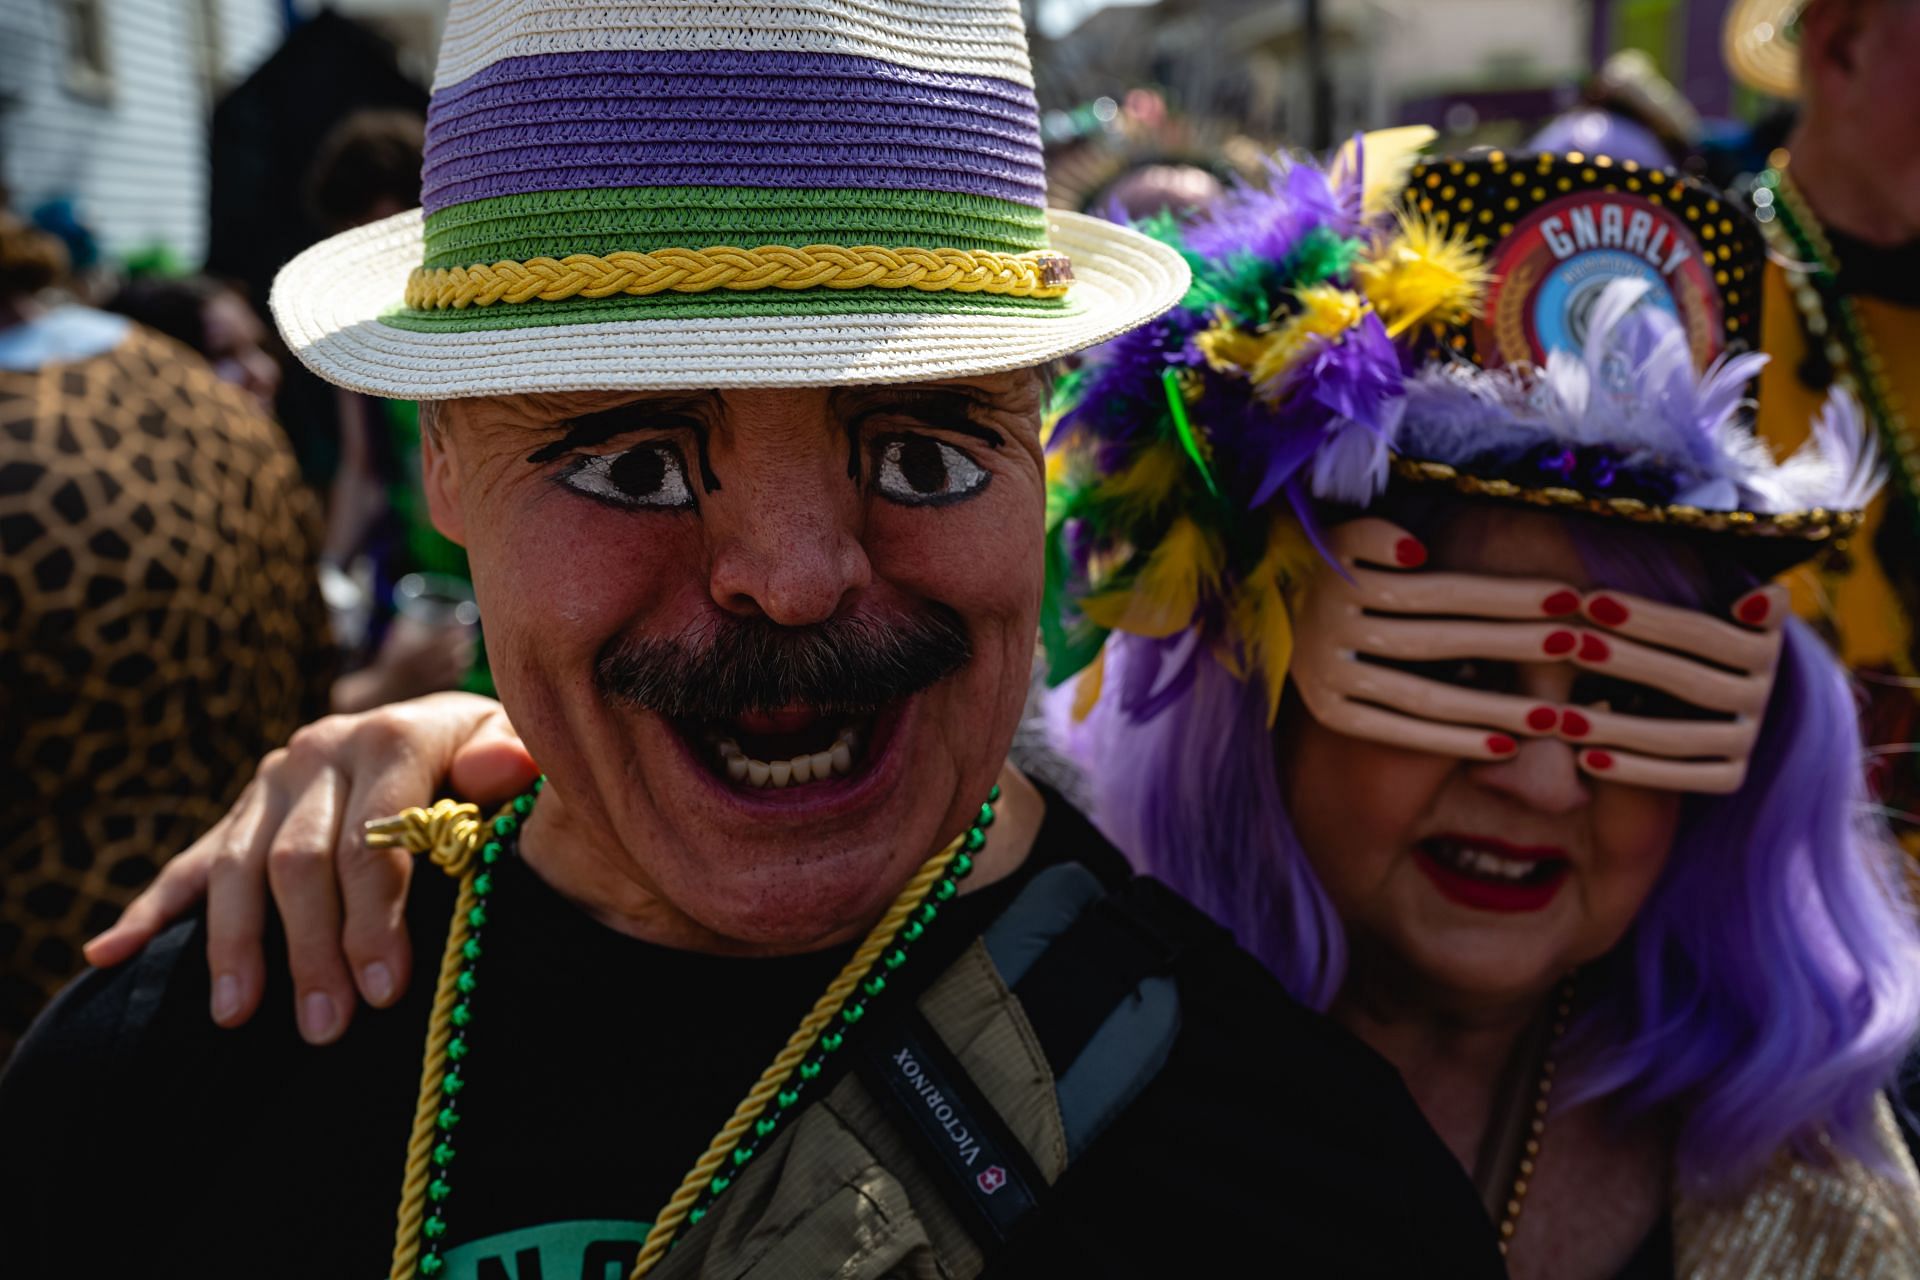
left=365, top=799, right=484, bottom=879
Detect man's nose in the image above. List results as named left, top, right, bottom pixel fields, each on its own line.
left=706, top=464, right=872, bottom=626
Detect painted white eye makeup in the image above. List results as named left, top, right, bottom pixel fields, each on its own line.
left=872, top=435, right=991, bottom=507
left=556, top=443, right=696, bottom=511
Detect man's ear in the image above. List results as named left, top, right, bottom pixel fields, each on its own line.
left=420, top=405, right=468, bottom=547
left=1799, top=0, right=1870, bottom=96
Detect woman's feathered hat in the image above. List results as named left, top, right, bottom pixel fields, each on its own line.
left=1041, top=136, right=1876, bottom=721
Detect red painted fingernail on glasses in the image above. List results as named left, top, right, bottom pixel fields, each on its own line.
left=1587, top=596, right=1629, bottom=627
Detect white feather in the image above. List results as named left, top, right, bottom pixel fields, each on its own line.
left=1393, top=283, right=1877, bottom=518
left=1766, top=386, right=1883, bottom=512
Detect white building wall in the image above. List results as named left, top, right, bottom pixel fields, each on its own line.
left=215, top=0, right=287, bottom=84
left=0, top=0, right=283, bottom=268
left=1366, top=0, right=1585, bottom=98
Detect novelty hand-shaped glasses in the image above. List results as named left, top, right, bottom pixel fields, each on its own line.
left=1290, top=519, right=1788, bottom=795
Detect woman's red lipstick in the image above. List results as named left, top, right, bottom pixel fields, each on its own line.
left=1413, top=834, right=1570, bottom=913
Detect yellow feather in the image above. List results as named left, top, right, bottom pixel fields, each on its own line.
left=1079, top=516, right=1223, bottom=638
left=1356, top=209, right=1492, bottom=339
left=1332, top=125, right=1439, bottom=219
left=1226, top=519, right=1319, bottom=723
left=1045, top=447, right=1070, bottom=488
left=1194, top=312, right=1270, bottom=374
left=1250, top=285, right=1368, bottom=389
left=1070, top=644, right=1107, bottom=722
left=1095, top=443, right=1186, bottom=517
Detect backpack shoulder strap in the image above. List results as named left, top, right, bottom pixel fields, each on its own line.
left=853, top=862, right=1220, bottom=1257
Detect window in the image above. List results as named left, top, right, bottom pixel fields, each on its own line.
left=62, top=0, right=113, bottom=101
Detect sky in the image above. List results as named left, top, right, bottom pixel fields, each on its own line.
left=1034, top=0, right=1159, bottom=39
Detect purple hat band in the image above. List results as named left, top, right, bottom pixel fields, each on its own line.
left=421, top=47, right=1047, bottom=216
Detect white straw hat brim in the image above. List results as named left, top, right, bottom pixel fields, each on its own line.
left=270, top=208, right=1190, bottom=399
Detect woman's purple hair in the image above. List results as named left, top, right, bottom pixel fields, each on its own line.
left=1054, top=501, right=1920, bottom=1193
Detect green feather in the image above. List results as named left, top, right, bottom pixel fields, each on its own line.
left=1285, top=227, right=1364, bottom=288
left=1039, top=518, right=1111, bottom=685
left=1162, top=368, right=1222, bottom=500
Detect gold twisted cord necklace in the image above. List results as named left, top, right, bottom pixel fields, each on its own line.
left=366, top=783, right=993, bottom=1279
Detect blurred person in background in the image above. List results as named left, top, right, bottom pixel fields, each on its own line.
left=1527, top=49, right=1700, bottom=173
left=99, top=273, right=465, bottom=714
left=303, top=109, right=481, bottom=704
left=1092, top=160, right=1226, bottom=222
left=1726, top=0, right=1920, bottom=845
left=0, top=208, right=334, bottom=1059
left=105, top=276, right=283, bottom=414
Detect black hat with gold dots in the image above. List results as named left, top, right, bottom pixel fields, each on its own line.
left=1408, top=149, right=1765, bottom=375
left=1377, top=149, right=1868, bottom=559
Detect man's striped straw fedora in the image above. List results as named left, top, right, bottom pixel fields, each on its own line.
left=270, top=0, right=1191, bottom=398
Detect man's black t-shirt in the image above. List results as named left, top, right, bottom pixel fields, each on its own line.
left=0, top=786, right=1504, bottom=1277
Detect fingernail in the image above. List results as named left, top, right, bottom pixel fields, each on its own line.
left=1586, top=750, right=1614, bottom=771
left=1542, top=590, right=1579, bottom=616
left=1544, top=630, right=1577, bottom=656
left=1587, top=595, right=1629, bottom=627
left=1394, top=537, right=1427, bottom=568
left=362, top=962, right=394, bottom=1005
left=1561, top=709, right=1591, bottom=738
left=301, top=991, right=338, bottom=1042
left=1526, top=706, right=1558, bottom=732
left=1579, top=634, right=1610, bottom=662
left=212, top=974, right=240, bottom=1023
left=1487, top=734, right=1518, bottom=755
left=1736, top=592, right=1771, bottom=625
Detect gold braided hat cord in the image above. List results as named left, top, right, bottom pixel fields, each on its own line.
left=374, top=797, right=967, bottom=1280
left=405, top=244, right=1074, bottom=310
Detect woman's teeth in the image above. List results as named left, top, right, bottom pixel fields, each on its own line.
left=716, top=728, right=859, bottom=789
left=1426, top=840, right=1551, bottom=883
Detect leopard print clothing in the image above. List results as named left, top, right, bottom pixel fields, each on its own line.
left=0, top=326, right=334, bottom=1059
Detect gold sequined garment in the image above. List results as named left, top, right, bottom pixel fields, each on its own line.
left=1675, top=1099, right=1920, bottom=1279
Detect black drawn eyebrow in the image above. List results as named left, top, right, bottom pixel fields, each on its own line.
left=525, top=393, right=722, bottom=491
left=832, top=387, right=1008, bottom=480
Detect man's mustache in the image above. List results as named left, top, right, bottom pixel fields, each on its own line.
left=593, top=606, right=972, bottom=721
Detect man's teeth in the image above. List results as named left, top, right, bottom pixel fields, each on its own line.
left=716, top=729, right=859, bottom=789
left=1430, top=841, right=1544, bottom=882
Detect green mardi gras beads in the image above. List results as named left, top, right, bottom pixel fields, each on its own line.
left=409, top=783, right=992, bottom=1274
left=672, top=799, right=992, bottom=1236
left=405, top=779, right=544, bottom=1278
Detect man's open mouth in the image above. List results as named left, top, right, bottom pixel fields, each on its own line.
left=683, top=705, right=886, bottom=791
